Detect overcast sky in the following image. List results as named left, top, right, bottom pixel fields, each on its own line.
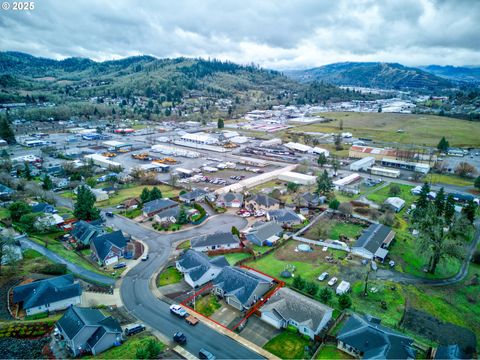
left=1, top=0, right=479, bottom=69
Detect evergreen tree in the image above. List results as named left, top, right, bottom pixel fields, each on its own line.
left=318, top=287, right=332, bottom=304
left=23, top=162, right=33, bottom=180
left=474, top=176, right=480, bottom=190
left=304, top=281, right=319, bottom=296
left=317, top=153, right=327, bottom=167
left=140, top=188, right=151, bottom=203
left=74, top=185, right=100, bottom=221
left=434, top=187, right=446, bottom=216
left=462, top=200, right=477, bottom=224
left=177, top=206, right=188, bottom=225
left=416, top=182, right=431, bottom=211
left=8, top=201, right=31, bottom=222
left=231, top=226, right=240, bottom=237
left=292, top=275, right=305, bottom=290
left=338, top=294, right=352, bottom=310
left=444, top=194, right=456, bottom=224
left=0, top=115, right=16, bottom=144
left=316, top=170, right=332, bottom=195
left=217, top=118, right=224, bottom=129
left=329, top=198, right=340, bottom=210
left=42, top=174, right=54, bottom=190
left=437, top=137, right=450, bottom=152
left=149, top=187, right=163, bottom=201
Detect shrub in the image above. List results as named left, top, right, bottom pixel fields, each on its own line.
left=40, top=263, right=67, bottom=275
left=319, top=287, right=332, bottom=304
left=338, top=293, right=352, bottom=310
left=292, top=275, right=306, bottom=290
left=329, top=199, right=340, bottom=210
left=25, top=312, right=48, bottom=320
left=286, top=324, right=298, bottom=333
left=472, top=250, right=480, bottom=265
left=304, top=281, right=319, bottom=296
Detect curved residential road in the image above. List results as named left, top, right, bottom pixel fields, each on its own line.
left=104, top=213, right=261, bottom=359
left=374, top=219, right=480, bottom=286
left=19, top=236, right=116, bottom=286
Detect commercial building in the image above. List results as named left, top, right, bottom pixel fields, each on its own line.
left=278, top=171, right=316, bottom=185
left=370, top=166, right=400, bottom=178
left=284, top=142, right=312, bottom=153
left=84, top=154, right=122, bottom=168
left=349, top=145, right=398, bottom=160
left=312, top=147, right=330, bottom=157
left=102, top=140, right=132, bottom=151
left=180, top=132, right=219, bottom=145
left=380, top=158, right=430, bottom=174
left=349, top=157, right=375, bottom=171
left=333, top=173, right=361, bottom=188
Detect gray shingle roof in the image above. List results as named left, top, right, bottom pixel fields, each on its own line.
left=56, top=306, right=108, bottom=340
left=250, top=194, right=280, bottom=207
left=177, top=250, right=228, bottom=281
left=353, top=224, right=393, bottom=254
left=92, top=230, right=126, bottom=262
left=180, top=188, right=209, bottom=201
left=337, top=314, right=416, bottom=359
left=261, top=287, right=332, bottom=331
left=267, top=209, right=301, bottom=223
left=218, top=192, right=243, bottom=203
left=213, top=267, right=270, bottom=305
left=143, top=198, right=178, bottom=215
left=246, top=222, right=283, bottom=245
left=13, top=274, right=81, bottom=310
left=71, top=220, right=104, bottom=246
left=191, top=231, right=240, bottom=249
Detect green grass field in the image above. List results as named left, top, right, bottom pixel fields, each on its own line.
left=0, top=208, right=10, bottom=220
left=157, top=267, right=183, bottom=287
left=329, top=222, right=364, bottom=240
left=425, top=173, right=474, bottom=187
left=85, top=334, right=164, bottom=359
left=366, top=183, right=416, bottom=209
left=315, top=344, right=352, bottom=359
left=223, top=252, right=252, bottom=265
left=297, top=112, right=480, bottom=147
left=96, top=184, right=179, bottom=207
left=195, top=294, right=221, bottom=317
left=263, top=332, right=311, bottom=359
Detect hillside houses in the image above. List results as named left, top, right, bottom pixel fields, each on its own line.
left=91, top=230, right=128, bottom=266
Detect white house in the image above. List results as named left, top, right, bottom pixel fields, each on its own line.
left=190, top=231, right=241, bottom=252
left=175, top=250, right=229, bottom=288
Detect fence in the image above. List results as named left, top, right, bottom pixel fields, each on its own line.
left=292, top=235, right=350, bottom=252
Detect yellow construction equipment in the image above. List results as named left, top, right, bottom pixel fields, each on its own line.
left=132, top=152, right=150, bottom=160
left=102, top=152, right=117, bottom=157
left=224, top=142, right=238, bottom=148
left=153, top=157, right=177, bottom=164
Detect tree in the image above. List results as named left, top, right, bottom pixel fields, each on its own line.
left=304, top=281, right=319, bottom=296
left=8, top=201, right=31, bottom=222
left=388, top=184, right=401, bottom=196
left=319, top=287, right=332, bottom=304
left=329, top=199, right=340, bottom=210
left=444, top=194, right=456, bottom=224
left=19, top=213, right=40, bottom=233
left=0, top=115, right=16, bottom=144
left=0, top=234, right=16, bottom=274
left=231, top=226, right=240, bottom=237
left=23, top=162, right=33, bottom=180
left=330, top=155, right=340, bottom=175
left=86, top=177, right=97, bottom=188
left=462, top=200, right=477, bottom=224
left=317, top=153, right=327, bottom=167
left=455, top=162, right=476, bottom=178
left=217, top=118, right=224, bottom=129
left=338, top=202, right=353, bottom=217
left=74, top=185, right=100, bottom=221
left=437, top=137, right=449, bottom=152
left=339, top=119, right=344, bottom=130
left=338, top=293, right=352, bottom=310
left=316, top=170, right=332, bottom=195
left=415, top=182, right=431, bottom=212
left=149, top=187, right=163, bottom=201
left=334, top=134, right=343, bottom=151
left=434, top=187, right=445, bottom=216
left=475, top=176, right=480, bottom=190
left=287, top=182, right=300, bottom=193
left=177, top=206, right=188, bottom=225
left=42, top=174, right=54, bottom=190
left=414, top=202, right=466, bottom=274
left=140, top=188, right=151, bottom=204
left=292, top=275, right=306, bottom=290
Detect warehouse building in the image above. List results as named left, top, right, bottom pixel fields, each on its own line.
left=370, top=167, right=400, bottom=178
left=333, top=173, right=361, bottom=188
left=284, top=142, right=312, bottom=153
left=349, top=157, right=375, bottom=171
left=102, top=140, right=132, bottom=151
left=84, top=154, right=122, bottom=168
left=180, top=132, right=219, bottom=145
left=380, top=158, right=430, bottom=174
left=278, top=171, right=316, bottom=185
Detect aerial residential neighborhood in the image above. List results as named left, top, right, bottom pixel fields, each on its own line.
left=0, top=1, right=480, bottom=360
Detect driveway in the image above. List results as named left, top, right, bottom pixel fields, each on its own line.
left=210, top=302, right=241, bottom=327
left=239, top=316, right=280, bottom=347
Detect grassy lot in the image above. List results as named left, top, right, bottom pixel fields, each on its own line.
left=177, top=240, right=190, bottom=250
left=297, top=112, right=480, bottom=147
left=263, top=331, right=311, bottom=359
left=59, top=191, right=76, bottom=199
left=252, top=245, right=273, bottom=254
left=96, top=185, right=179, bottom=207
left=157, top=267, right=183, bottom=287
left=329, top=222, right=364, bottom=240
left=85, top=334, right=164, bottom=359
left=425, top=173, right=474, bottom=187
left=315, top=344, right=352, bottom=359
left=195, top=294, right=221, bottom=317
left=223, top=252, right=252, bottom=265
left=366, top=183, right=416, bottom=210
left=0, top=208, right=10, bottom=220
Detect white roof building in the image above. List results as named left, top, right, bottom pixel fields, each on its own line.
left=384, top=197, right=406, bottom=212
left=333, top=173, right=361, bottom=188
left=181, top=132, right=219, bottom=145
left=284, top=142, right=312, bottom=153
left=312, top=147, right=330, bottom=157
left=278, top=171, right=316, bottom=185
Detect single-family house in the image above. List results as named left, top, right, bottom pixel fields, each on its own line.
left=143, top=198, right=178, bottom=218
left=266, top=209, right=303, bottom=227
left=384, top=197, right=406, bottom=212
left=13, top=274, right=82, bottom=315
left=337, top=314, right=416, bottom=359
left=35, top=213, right=65, bottom=229
left=71, top=220, right=104, bottom=248
left=176, top=249, right=229, bottom=288
left=31, top=203, right=56, bottom=214
left=260, top=287, right=333, bottom=339
left=91, top=188, right=109, bottom=202
left=351, top=224, right=395, bottom=262
left=153, top=206, right=181, bottom=224
left=56, top=306, right=122, bottom=357
left=123, top=198, right=140, bottom=209
left=296, top=192, right=325, bottom=207
left=91, top=230, right=127, bottom=266
left=216, top=192, right=244, bottom=208
left=246, top=194, right=280, bottom=211
left=191, top=231, right=241, bottom=252
left=213, top=267, right=272, bottom=311
left=0, top=184, right=15, bottom=198
left=179, top=188, right=210, bottom=204
left=245, top=221, right=283, bottom=246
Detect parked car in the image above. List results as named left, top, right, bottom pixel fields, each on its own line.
left=113, top=262, right=126, bottom=269
left=173, top=331, right=187, bottom=344
left=141, top=254, right=149, bottom=261
left=170, top=304, right=187, bottom=317
left=105, top=211, right=114, bottom=217
left=124, top=323, right=145, bottom=336
left=199, top=348, right=216, bottom=360
left=318, top=272, right=329, bottom=281
left=327, top=277, right=338, bottom=286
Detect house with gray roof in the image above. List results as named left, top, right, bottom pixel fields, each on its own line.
left=216, top=192, right=244, bottom=208
left=13, top=274, right=81, bottom=315
left=191, top=231, right=241, bottom=252
left=91, top=230, right=127, bottom=266
left=56, top=306, right=122, bottom=357
left=351, top=224, right=395, bottom=262
left=245, top=221, right=283, bottom=246
left=296, top=192, right=325, bottom=207
left=71, top=220, right=104, bottom=248
left=266, top=209, right=303, bottom=227
left=142, top=198, right=179, bottom=217
left=337, top=314, right=416, bottom=359
left=179, top=188, right=210, bottom=204
left=176, top=249, right=229, bottom=288
left=246, top=194, right=280, bottom=211
left=260, top=287, right=333, bottom=339
left=213, top=267, right=272, bottom=310
left=0, top=183, right=15, bottom=198
left=31, top=202, right=56, bottom=214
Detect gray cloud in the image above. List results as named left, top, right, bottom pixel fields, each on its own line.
left=0, top=0, right=479, bottom=69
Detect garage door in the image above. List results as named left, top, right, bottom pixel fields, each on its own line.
left=226, top=297, right=243, bottom=311
left=105, top=256, right=119, bottom=266
left=261, top=312, right=282, bottom=329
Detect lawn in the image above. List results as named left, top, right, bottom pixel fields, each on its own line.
left=194, top=294, right=221, bottom=317
left=297, top=112, right=480, bottom=147
left=263, top=331, right=311, bottom=359
left=366, top=183, right=416, bottom=210
left=315, top=344, right=352, bottom=359
left=0, top=208, right=10, bottom=220
left=157, top=267, right=183, bottom=287
left=96, top=184, right=179, bottom=207
left=85, top=334, right=165, bottom=359
left=222, top=252, right=252, bottom=265
left=329, top=222, right=364, bottom=240
left=425, top=173, right=474, bottom=187
left=176, top=240, right=190, bottom=250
